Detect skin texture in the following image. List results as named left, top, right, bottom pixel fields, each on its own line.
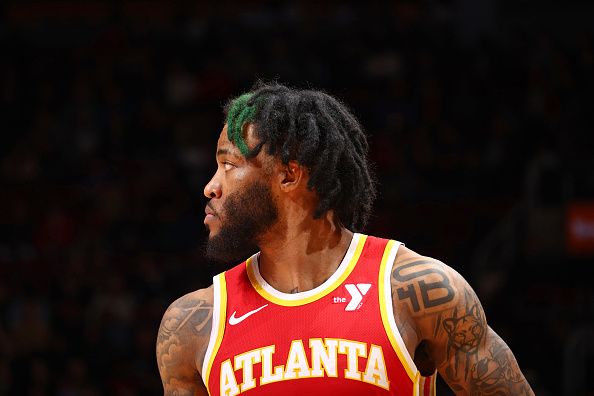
left=156, top=124, right=534, bottom=395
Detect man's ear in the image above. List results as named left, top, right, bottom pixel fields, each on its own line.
left=279, top=161, right=304, bottom=192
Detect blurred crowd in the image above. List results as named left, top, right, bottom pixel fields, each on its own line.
left=1, top=2, right=593, bottom=395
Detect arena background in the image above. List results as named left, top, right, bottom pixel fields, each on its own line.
left=1, top=1, right=593, bottom=395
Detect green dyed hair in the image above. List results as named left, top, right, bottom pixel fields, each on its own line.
left=225, top=92, right=259, bottom=156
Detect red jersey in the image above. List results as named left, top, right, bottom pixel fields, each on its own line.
left=201, top=234, right=436, bottom=396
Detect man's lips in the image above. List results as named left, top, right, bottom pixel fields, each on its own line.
left=204, top=203, right=218, bottom=224
left=205, top=201, right=219, bottom=216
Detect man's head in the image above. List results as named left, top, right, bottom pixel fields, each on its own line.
left=203, top=82, right=376, bottom=263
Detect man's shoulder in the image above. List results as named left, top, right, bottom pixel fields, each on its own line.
left=388, top=244, right=477, bottom=354
left=158, top=286, right=215, bottom=365
left=156, top=286, right=215, bottom=388
left=390, top=245, right=466, bottom=317
left=166, top=286, right=214, bottom=312
left=393, top=245, right=461, bottom=281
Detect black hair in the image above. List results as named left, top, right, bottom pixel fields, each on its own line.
left=224, top=81, right=376, bottom=232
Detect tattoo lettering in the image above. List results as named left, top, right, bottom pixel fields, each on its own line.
left=392, top=260, right=455, bottom=313
left=396, top=284, right=420, bottom=311
left=157, top=298, right=212, bottom=352
left=156, top=293, right=213, bottom=394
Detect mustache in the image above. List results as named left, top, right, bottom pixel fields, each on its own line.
left=206, top=201, right=219, bottom=216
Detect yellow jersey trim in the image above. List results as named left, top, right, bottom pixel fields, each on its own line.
left=378, top=239, right=418, bottom=383
left=413, top=371, right=421, bottom=396
left=246, top=234, right=367, bottom=307
left=203, top=274, right=227, bottom=392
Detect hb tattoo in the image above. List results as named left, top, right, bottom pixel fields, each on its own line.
left=393, top=261, right=455, bottom=313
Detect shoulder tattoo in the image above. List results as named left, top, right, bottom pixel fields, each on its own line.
left=391, top=258, right=456, bottom=315
left=157, top=292, right=213, bottom=385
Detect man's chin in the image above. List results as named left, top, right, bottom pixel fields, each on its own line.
left=205, top=224, right=223, bottom=242
left=204, top=233, right=257, bottom=265
left=206, top=230, right=218, bottom=240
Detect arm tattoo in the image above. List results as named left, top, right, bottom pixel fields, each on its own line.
left=158, top=298, right=212, bottom=343
left=442, top=291, right=486, bottom=381
left=392, top=259, right=455, bottom=314
left=439, top=288, right=533, bottom=395
left=390, top=255, right=533, bottom=394
left=157, top=293, right=213, bottom=394
left=467, top=333, right=533, bottom=395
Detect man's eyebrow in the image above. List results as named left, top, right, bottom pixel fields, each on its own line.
left=216, top=148, right=241, bottom=158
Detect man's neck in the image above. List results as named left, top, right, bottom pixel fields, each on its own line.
left=256, top=221, right=354, bottom=294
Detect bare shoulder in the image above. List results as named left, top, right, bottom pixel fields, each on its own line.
left=390, top=246, right=534, bottom=394
left=163, top=286, right=215, bottom=323
left=156, top=286, right=214, bottom=395
left=390, top=245, right=461, bottom=320
left=390, top=245, right=485, bottom=354
left=158, top=286, right=214, bottom=370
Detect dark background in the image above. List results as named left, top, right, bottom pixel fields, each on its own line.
left=1, top=1, right=593, bottom=395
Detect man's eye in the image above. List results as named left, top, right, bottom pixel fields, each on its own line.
left=223, top=162, right=234, bottom=171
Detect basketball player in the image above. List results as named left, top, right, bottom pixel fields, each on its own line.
left=156, top=83, right=534, bottom=395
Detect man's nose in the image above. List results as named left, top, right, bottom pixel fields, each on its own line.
left=204, top=177, right=222, bottom=199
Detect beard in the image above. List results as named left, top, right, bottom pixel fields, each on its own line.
left=204, top=181, right=278, bottom=265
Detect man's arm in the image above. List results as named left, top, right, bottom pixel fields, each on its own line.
left=391, top=249, right=534, bottom=395
left=156, top=287, right=214, bottom=396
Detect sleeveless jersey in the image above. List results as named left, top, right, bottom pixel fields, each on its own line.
left=201, top=234, right=436, bottom=396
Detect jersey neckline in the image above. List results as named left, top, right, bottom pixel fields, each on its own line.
left=245, top=233, right=367, bottom=306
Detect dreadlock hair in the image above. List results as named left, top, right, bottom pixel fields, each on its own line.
left=224, top=81, right=377, bottom=232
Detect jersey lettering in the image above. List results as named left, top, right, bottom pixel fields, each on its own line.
left=219, top=338, right=389, bottom=395
left=220, top=359, right=240, bottom=396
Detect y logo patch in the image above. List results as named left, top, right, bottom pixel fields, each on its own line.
left=344, top=283, right=372, bottom=311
